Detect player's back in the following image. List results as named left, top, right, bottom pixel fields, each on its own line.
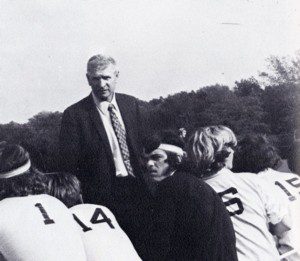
left=204, top=168, right=287, bottom=261
left=70, top=204, right=141, bottom=261
left=259, top=169, right=300, bottom=260
left=0, top=194, right=86, bottom=261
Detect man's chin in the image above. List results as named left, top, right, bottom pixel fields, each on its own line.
left=93, top=91, right=113, bottom=102
left=148, top=171, right=157, bottom=176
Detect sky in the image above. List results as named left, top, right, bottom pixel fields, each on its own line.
left=0, top=0, right=299, bottom=123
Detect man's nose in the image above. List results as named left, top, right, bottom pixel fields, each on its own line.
left=146, top=160, right=154, bottom=167
left=97, top=78, right=106, bottom=87
left=100, top=79, right=107, bottom=87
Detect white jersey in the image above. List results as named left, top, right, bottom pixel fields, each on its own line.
left=259, top=168, right=300, bottom=261
left=0, top=194, right=86, bottom=261
left=70, top=204, right=141, bottom=261
left=204, top=168, right=289, bottom=261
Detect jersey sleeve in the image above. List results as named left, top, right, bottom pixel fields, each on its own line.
left=257, top=177, right=290, bottom=225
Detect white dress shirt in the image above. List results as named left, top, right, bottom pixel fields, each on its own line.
left=92, top=92, right=129, bottom=177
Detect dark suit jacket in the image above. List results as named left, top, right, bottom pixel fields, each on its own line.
left=59, top=93, right=145, bottom=205
left=149, top=171, right=238, bottom=261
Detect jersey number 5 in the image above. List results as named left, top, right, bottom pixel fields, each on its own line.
left=218, top=187, right=244, bottom=216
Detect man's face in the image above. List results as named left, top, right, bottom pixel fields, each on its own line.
left=144, top=149, right=171, bottom=182
left=86, top=64, right=118, bottom=102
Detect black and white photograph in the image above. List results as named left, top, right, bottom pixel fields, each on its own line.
left=0, top=0, right=300, bottom=260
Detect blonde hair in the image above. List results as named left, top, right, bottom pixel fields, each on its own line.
left=187, top=125, right=237, bottom=176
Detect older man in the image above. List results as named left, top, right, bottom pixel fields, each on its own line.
left=59, top=54, right=149, bottom=255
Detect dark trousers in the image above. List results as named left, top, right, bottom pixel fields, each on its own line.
left=110, top=176, right=153, bottom=260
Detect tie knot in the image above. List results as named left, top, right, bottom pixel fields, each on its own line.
left=108, top=103, right=115, bottom=112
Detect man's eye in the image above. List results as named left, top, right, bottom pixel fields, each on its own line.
left=151, top=155, right=161, bottom=160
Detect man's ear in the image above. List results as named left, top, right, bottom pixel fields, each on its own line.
left=86, top=73, right=91, bottom=85
left=176, top=154, right=183, bottom=164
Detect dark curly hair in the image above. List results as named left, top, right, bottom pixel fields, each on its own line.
left=0, top=143, right=47, bottom=200
left=143, top=130, right=186, bottom=169
left=46, top=172, right=82, bottom=208
left=233, top=134, right=281, bottom=173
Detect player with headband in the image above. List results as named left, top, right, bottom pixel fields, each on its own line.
left=0, top=143, right=86, bottom=261
left=142, top=130, right=238, bottom=260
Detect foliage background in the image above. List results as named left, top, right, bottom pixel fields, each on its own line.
left=1, top=54, right=299, bottom=171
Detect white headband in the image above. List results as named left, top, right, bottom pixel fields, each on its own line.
left=158, top=144, right=184, bottom=156
left=0, top=160, right=31, bottom=179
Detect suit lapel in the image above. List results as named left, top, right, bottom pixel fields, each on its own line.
left=86, top=94, right=114, bottom=164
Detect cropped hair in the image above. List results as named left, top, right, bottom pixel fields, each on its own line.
left=233, top=134, right=281, bottom=173
left=143, top=130, right=186, bottom=168
left=87, top=54, right=117, bottom=75
left=46, top=172, right=82, bottom=208
left=0, top=143, right=47, bottom=200
left=187, top=125, right=237, bottom=177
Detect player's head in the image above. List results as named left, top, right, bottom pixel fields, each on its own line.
left=0, top=143, right=47, bottom=200
left=46, top=172, right=83, bottom=208
left=233, top=134, right=281, bottom=173
left=143, top=130, right=186, bottom=182
left=187, top=125, right=237, bottom=177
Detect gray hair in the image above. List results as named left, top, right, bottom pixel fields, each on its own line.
left=87, top=54, right=117, bottom=75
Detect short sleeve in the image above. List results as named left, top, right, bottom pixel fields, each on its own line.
left=257, top=177, right=290, bottom=225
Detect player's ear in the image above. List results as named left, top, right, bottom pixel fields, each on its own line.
left=176, top=154, right=183, bottom=164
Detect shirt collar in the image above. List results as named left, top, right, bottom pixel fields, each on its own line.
left=92, top=92, right=118, bottom=114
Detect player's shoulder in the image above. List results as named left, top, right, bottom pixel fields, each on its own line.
left=163, top=171, right=216, bottom=198
left=233, top=171, right=262, bottom=183
left=1, top=194, right=50, bottom=205
left=208, top=168, right=259, bottom=183
left=259, top=168, right=299, bottom=182
left=0, top=194, right=67, bottom=216
left=220, top=170, right=268, bottom=192
left=71, top=204, right=114, bottom=218
left=71, top=203, right=111, bottom=212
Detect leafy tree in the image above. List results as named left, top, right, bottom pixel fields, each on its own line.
left=259, top=52, right=300, bottom=87
left=25, top=111, right=62, bottom=171
left=234, top=77, right=263, bottom=97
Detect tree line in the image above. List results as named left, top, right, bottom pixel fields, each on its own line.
left=1, top=54, right=299, bottom=171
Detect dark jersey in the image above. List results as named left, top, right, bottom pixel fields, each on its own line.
left=149, top=171, right=238, bottom=261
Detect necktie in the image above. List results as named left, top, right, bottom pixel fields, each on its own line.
left=108, top=104, right=134, bottom=177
